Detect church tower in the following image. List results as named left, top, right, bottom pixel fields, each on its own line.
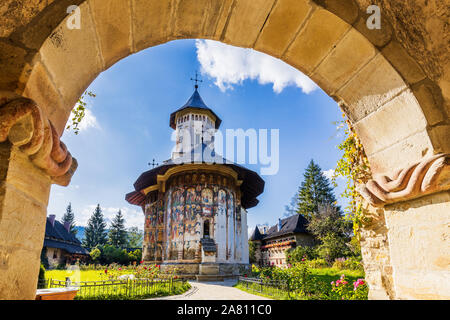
left=126, top=84, right=264, bottom=279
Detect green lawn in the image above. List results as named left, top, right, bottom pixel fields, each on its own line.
left=235, top=268, right=366, bottom=300
left=43, top=269, right=191, bottom=300
left=310, top=267, right=364, bottom=283
left=45, top=269, right=111, bottom=282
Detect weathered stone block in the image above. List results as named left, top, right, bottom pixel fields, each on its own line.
left=312, top=27, right=377, bottom=94
left=172, top=0, right=227, bottom=39
left=39, top=2, right=103, bottom=109
left=384, top=191, right=450, bottom=299
left=337, top=53, right=407, bottom=122
left=428, top=124, right=450, bottom=154
left=312, top=0, right=359, bottom=25
left=4, top=145, right=51, bottom=207
left=382, top=40, right=426, bottom=85
left=222, top=0, right=275, bottom=48
left=365, top=130, right=434, bottom=176
left=132, top=0, right=174, bottom=52
left=254, top=0, right=312, bottom=58
left=22, top=62, right=67, bottom=136
left=0, top=42, right=27, bottom=91
left=284, top=8, right=350, bottom=75
left=353, top=14, right=393, bottom=48
left=412, top=79, right=446, bottom=126
left=89, top=0, right=132, bottom=69
left=354, top=90, right=428, bottom=157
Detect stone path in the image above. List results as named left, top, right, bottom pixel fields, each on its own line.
left=148, top=279, right=271, bottom=300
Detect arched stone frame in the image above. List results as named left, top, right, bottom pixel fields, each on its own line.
left=0, top=0, right=448, bottom=300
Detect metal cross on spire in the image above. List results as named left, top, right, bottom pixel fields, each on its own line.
left=190, top=71, right=203, bottom=89
left=148, top=158, right=159, bottom=168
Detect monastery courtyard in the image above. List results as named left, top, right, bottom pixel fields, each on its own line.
left=148, top=280, right=270, bottom=300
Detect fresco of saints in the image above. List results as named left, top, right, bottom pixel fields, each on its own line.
left=202, top=188, right=213, bottom=217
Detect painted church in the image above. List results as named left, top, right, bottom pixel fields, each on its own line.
left=126, top=84, right=264, bottom=278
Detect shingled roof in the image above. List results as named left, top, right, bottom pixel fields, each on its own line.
left=250, top=214, right=310, bottom=241
left=126, top=145, right=264, bottom=209
left=169, top=88, right=222, bottom=129
left=43, top=216, right=89, bottom=255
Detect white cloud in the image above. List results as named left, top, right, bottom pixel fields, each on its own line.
left=195, top=39, right=318, bottom=94
left=77, top=108, right=100, bottom=131
left=322, top=169, right=335, bottom=180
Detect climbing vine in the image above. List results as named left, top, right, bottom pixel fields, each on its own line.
left=66, top=90, right=96, bottom=135
left=332, top=113, right=372, bottom=238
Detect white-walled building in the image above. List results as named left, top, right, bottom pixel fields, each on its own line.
left=126, top=86, right=264, bottom=278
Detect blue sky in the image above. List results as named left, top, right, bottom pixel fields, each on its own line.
left=47, top=39, right=347, bottom=232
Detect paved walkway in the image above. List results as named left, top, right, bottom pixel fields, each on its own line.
left=148, top=279, right=271, bottom=300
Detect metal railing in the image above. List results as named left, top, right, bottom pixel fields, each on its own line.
left=237, top=277, right=291, bottom=299
left=37, top=277, right=188, bottom=300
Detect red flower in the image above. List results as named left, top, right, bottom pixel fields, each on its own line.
left=140, top=260, right=144, bottom=264
left=104, top=269, right=108, bottom=274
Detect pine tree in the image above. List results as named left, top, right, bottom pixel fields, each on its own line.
left=83, top=204, right=107, bottom=248
left=126, top=227, right=144, bottom=248
left=296, top=159, right=339, bottom=219
left=108, top=210, right=127, bottom=248
left=62, top=203, right=77, bottom=235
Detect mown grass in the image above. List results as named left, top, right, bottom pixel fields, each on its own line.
left=45, top=269, right=109, bottom=282
left=43, top=269, right=191, bottom=300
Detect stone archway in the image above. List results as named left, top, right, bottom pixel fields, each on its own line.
left=0, top=0, right=448, bottom=300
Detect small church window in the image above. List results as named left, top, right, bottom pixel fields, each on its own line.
left=203, top=220, right=210, bottom=237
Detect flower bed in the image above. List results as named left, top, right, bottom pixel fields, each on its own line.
left=237, top=261, right=368, bottom=300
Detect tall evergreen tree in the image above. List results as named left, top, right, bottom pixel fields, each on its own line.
left=108, top=210, right=127, bottom=248
left=126, top=227, right=144, bottom=248
left=62, top=203, right=77, bottom=235
left=296, top=159, right=339, bottom=219
left=83, top=204, right=107, bottom=248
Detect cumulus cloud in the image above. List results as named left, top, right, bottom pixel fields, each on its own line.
left=195, top=39, right=318, bottom=94
left=77, top=108, right=100, bottom=131
left=322, top=169, right=335, bottom=180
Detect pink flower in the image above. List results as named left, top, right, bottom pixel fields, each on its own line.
left=118, top=268, right=122, bottom=271
left=353, top=279, right=365, bottom=290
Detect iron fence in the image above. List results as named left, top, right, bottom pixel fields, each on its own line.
left=37, top=277, right=188, bottom=300
left=237, top=277, right=291, bottom=299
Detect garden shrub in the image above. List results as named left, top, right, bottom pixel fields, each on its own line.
left=307, top=258, right=329, bottom=269
left=332, top=257, right=363, bottom=271
left=330, top=275, right=368, bottom=300
left=286, top=245, right=318, bottom=264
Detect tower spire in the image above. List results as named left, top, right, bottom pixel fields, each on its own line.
left=190, top=71, right=203, bottom=89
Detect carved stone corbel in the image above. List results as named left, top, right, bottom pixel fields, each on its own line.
left=0, top=97, right=77, bottom=186
left=358, top=153, right=450, bottom=207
